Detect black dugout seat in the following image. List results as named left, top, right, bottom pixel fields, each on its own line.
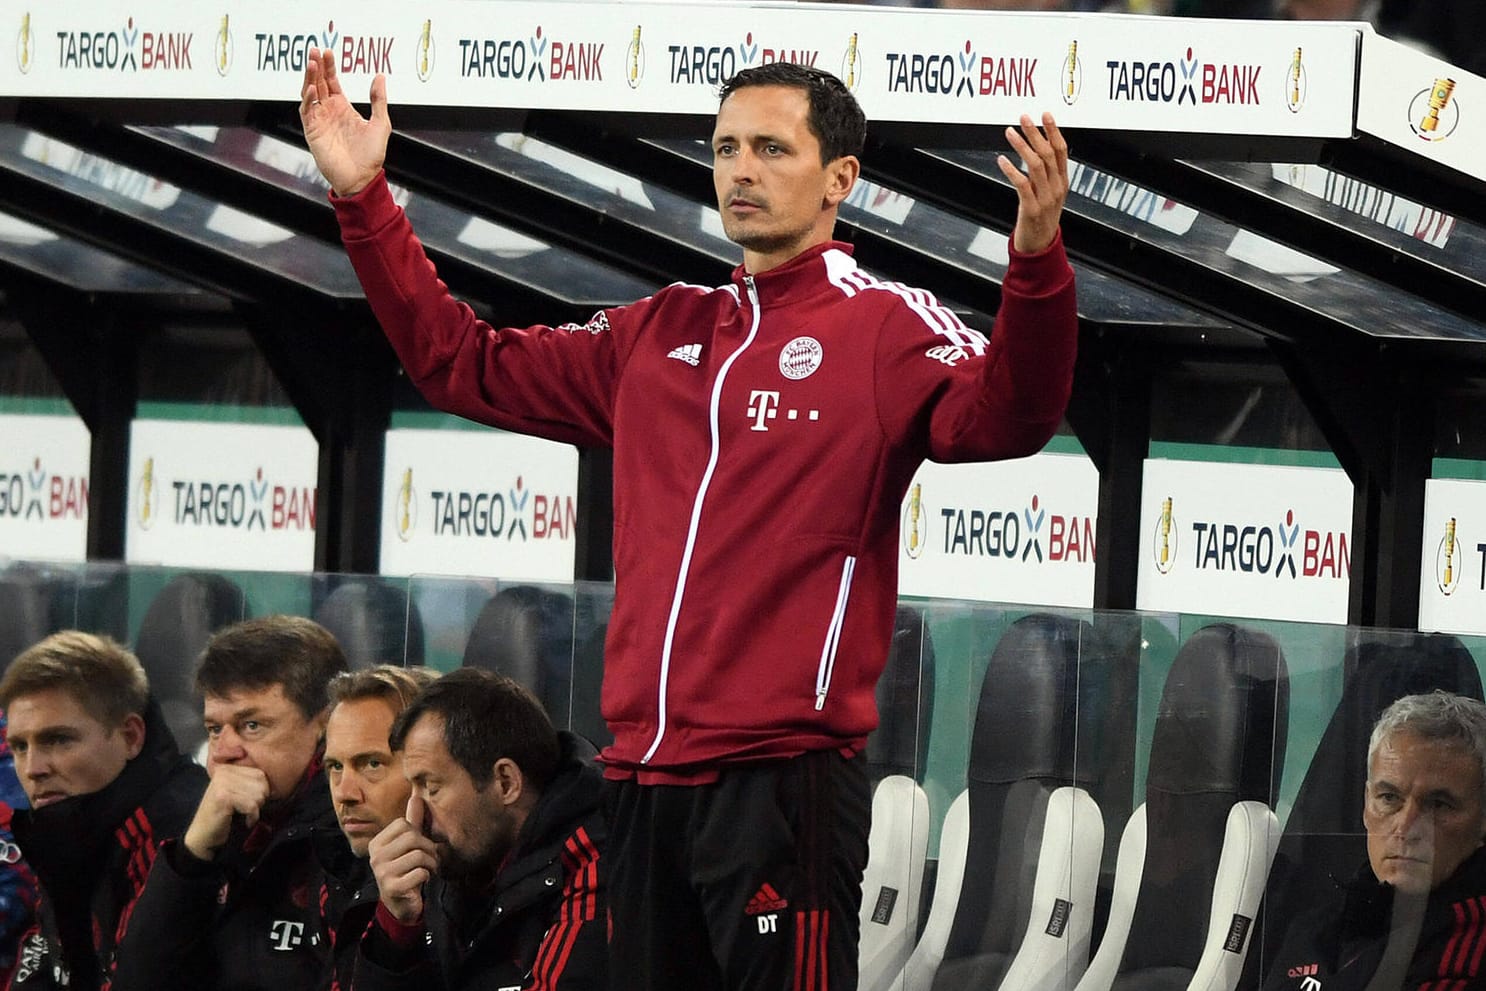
left=134, top=572, right=246, bottom=756
left=0, top=566, right=56, bottom=668
left=906, top=613, right=1110, bottom=991
left=313, top=578, right=425, bottom=669
left=859, top=607, right=937, bottom=991
left=462, top=585, right=575, bottom=725
left=1077, top=622, right=1289, bottom=991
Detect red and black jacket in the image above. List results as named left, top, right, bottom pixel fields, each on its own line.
left=7, top=700, right=206, bottom=991
left=352, top=732, right=606, bottom=991
left=1262, top=846, right=1486, bottom=991
left=335, top=173, right=1077, bottom=780
left=109, top=761, right=339, bottom=991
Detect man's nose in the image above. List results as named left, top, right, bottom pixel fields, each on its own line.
left=331, top=771, right=364, bottom=806
left=730, top=147, right=757, bottom=184
left=211, top=727, right=247, bottom=763
left=1395, top=802, right=1434, bottom=841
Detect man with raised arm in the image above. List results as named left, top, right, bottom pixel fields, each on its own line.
left=301, top=49, right=1077, bottom=990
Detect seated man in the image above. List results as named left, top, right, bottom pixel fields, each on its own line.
left=359, top=668, right=606, bottom=991
left=1265, top=691, right=1486, bottom=991
left=0, top=632, right=206, bottom=991
left=110, top=616, right=348, bottom=991
left=318, top=665, right=435, bottom=991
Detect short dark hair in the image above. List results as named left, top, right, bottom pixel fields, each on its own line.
left=389, top=668, right=559, bottom=793
left=0, top=631, right=149, bottom=727
left=196, top=616, right=348, bottom=721
left=719, top=63, right=867, bottom=164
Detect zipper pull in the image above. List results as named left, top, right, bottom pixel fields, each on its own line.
left=815, top=691, right=827, bottom=711
left=744, top=274, right=758, bottom=307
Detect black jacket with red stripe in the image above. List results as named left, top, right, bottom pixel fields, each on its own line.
left=353, top=732, right=606, bottom=991
left=316, top=834, right=378, bottom=991
left=109, top=760, right=339, bottom=991
left=7, top=700, right=206, bottom=991
left=1263, top=846, right=1486, bottom=991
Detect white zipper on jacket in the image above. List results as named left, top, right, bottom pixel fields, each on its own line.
left=641, top=275, right=763, bottom=764
left=815, top=555, right=857, bottom=710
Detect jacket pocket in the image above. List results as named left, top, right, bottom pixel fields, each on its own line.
left=814, top=555, right=857, bottom=711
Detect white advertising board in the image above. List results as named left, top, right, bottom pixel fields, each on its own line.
left=125, top=419, right=318, bottom=570
left=0, top=414, right=90, bottom=563
left=3, top=2, right=1357, bottom=137
left=1135, top=459, right=1353, bottom=624
left=1357, top=33, right=1483, bottom=184
left=897, top=452, right=1098, bottom=608
left=1417, top=478, right=1486, bottom=636
left=379, top=429, right=579, bottom=582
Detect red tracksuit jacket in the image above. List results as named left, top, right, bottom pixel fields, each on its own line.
left=335, top=172, right=1078, bottom=779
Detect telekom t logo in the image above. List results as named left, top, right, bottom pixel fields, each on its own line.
left=748, top=390, right=781, bottom=431
left=269, top=920, right=305, bottom=951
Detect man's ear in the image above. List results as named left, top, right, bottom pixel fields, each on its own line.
left=823, top=154, right=860, bottom=210
left=491, top=757, right=525, bottom=808
left=121, top=712, right=147, bottom=760
left=311, top=704, right=331, bottom=739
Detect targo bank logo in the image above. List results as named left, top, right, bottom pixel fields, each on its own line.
left=255, top=21, right=393, bottom=75
left=392, top=472, right=575, bottom=545
left=903, top=486, right=1094, bottom=567
left=1105, top=47, right=1263, bottom=106
left=0, top=457, right=87, bottom=525
left=885, top=40, right=1037, bottom=99
left=459, top=26, right=604, bottom=82
left=56, top=15, right=195, bottom=71
left=1154, top=504, right=1349, bottom=580
left=134, top=459, right=315, bottom=534
left=669, top=32, right=821, bottom=87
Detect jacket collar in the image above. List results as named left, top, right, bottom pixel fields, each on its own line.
left=730, top=241, right=855, bottom=309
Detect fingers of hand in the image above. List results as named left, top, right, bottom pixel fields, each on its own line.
left=377, top=848, right=438, bottom=894
left=321, top=48, right=342, bottom=99
left=1041, top=112, right=1070, bottom=177
left=406, top=793, right=426, bottom=832
left=370, top=820, right=436, bottom=865
left=221, top=776, right=270, bottom=818
left=1014, top=116, right=1056, bottom=185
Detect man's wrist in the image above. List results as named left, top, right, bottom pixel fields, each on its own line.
left=374, top=902, right=424, bottom=947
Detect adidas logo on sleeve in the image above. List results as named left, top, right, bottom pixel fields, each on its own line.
left=666, top=343, right=703, bottom=366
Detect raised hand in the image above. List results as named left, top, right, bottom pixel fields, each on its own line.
left=183, top=763, right=271, bottom=860
left=997, top=112, right=1070, bottom=255
left=368, top=794, right=439, bottom=925
left=299, top=46, right=391, bottom=197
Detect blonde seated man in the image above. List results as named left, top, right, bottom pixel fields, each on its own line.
left=0, top=632, right=206, bottom=991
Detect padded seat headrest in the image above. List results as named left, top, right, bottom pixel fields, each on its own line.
left=1147, top=623, right=1288, bottom=804
left=314, top=579, right=425, bottom=669
left=971, top=613, right=1087, bottom=785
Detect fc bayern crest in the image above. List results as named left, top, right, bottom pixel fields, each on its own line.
left=779, top=337, right=823, bottom=380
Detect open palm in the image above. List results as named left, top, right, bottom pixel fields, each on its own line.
left=299, top=47, right=391, bottom=197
